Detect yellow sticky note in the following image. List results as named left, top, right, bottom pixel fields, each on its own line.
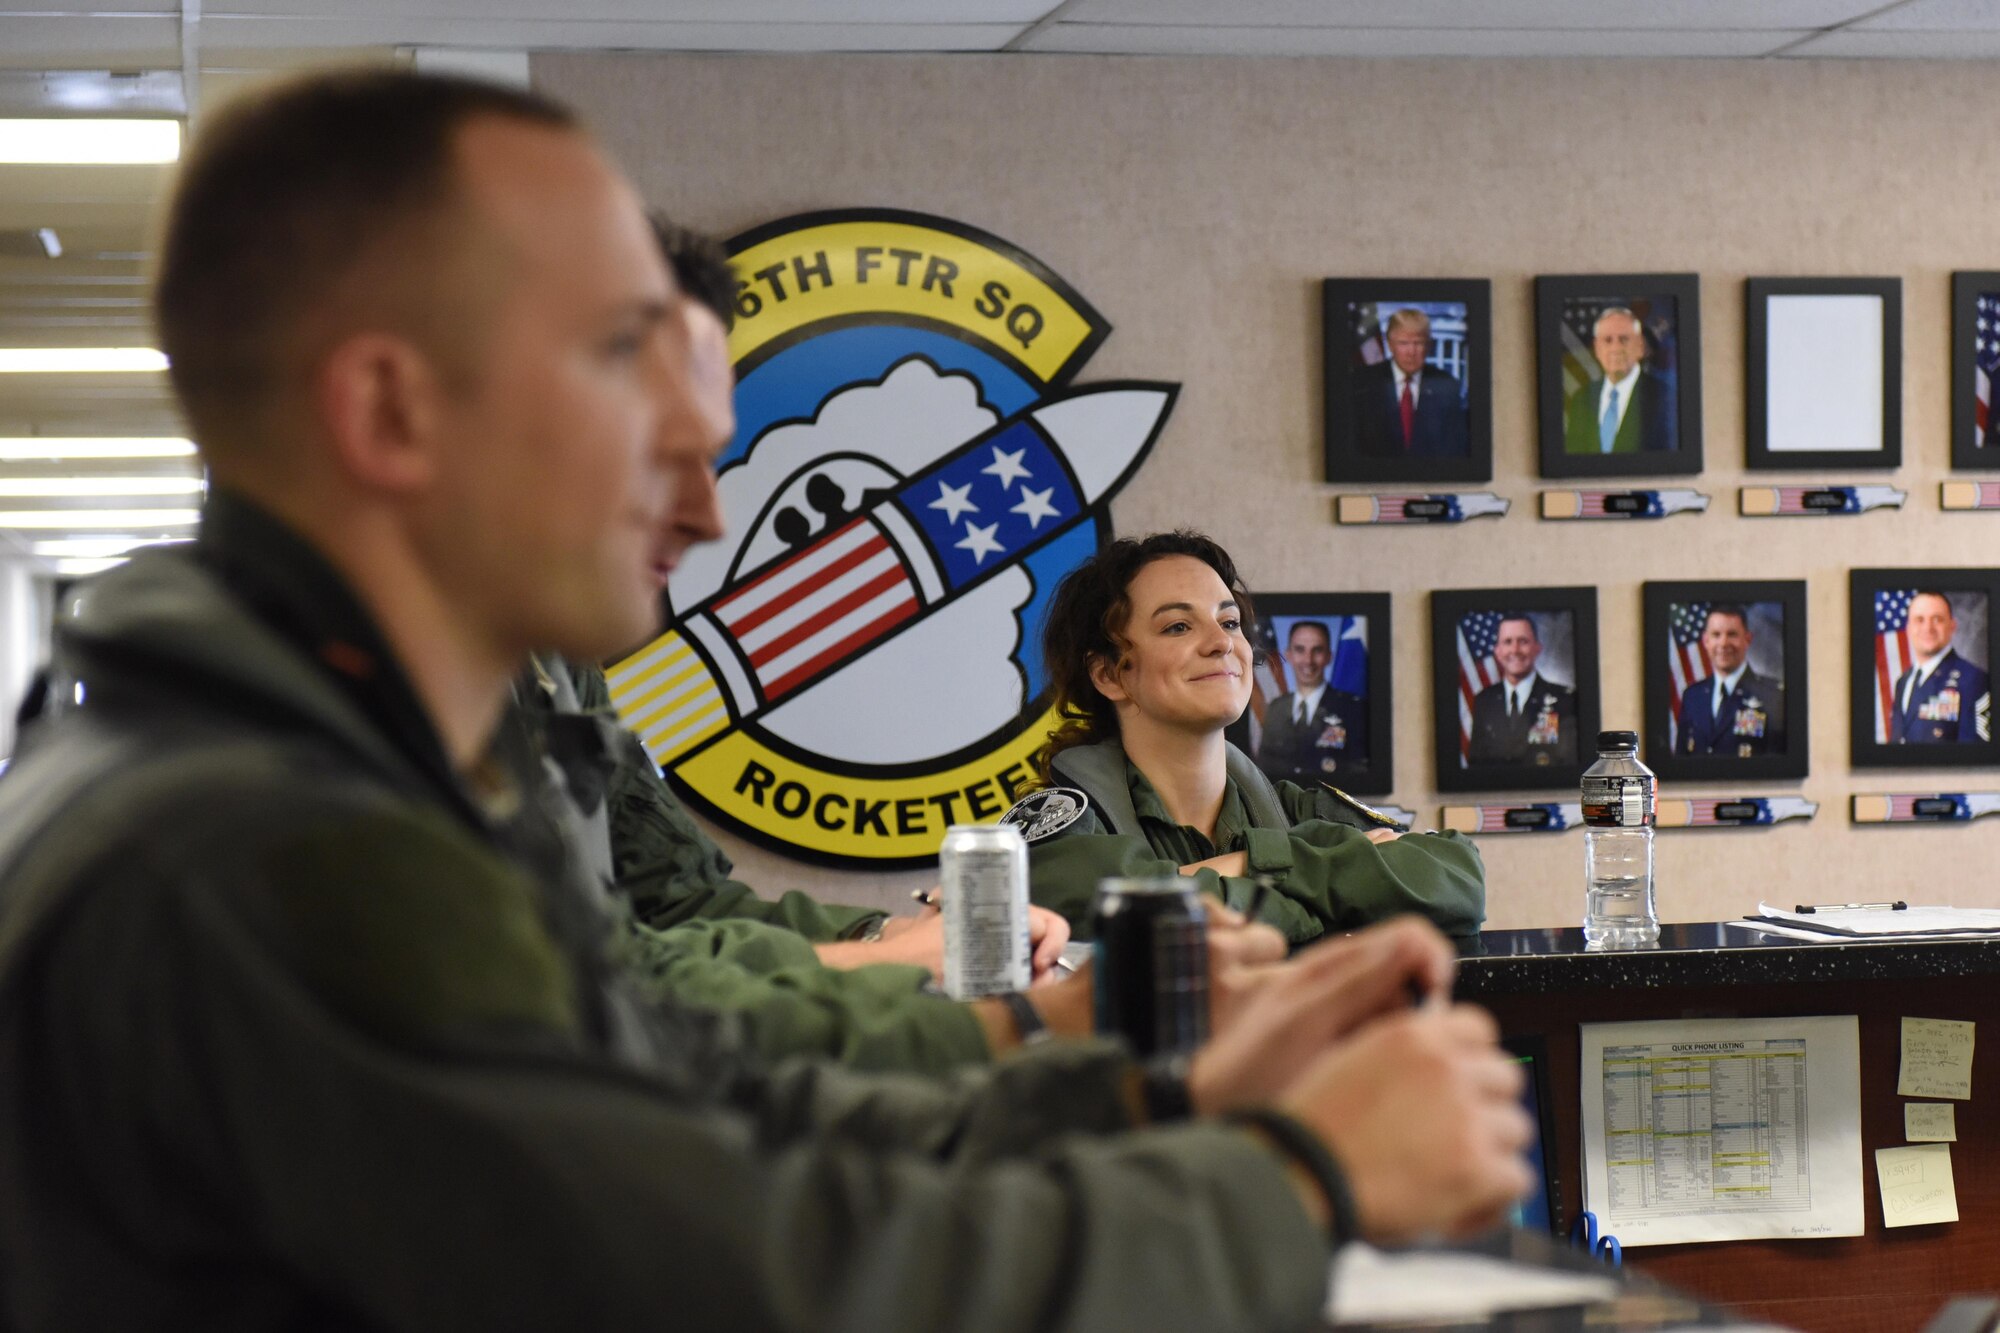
left=1906, top=1103, right=1957, bottom=1142
left=1876, top=1144, right=1958, bottom=1227
left=1899, top=1017, right=1975, bottom=1100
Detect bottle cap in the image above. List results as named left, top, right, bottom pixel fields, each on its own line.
left=1597, top=729, right=1638, bottom=748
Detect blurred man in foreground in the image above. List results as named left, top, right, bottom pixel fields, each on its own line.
left=0, top=70, right=1530, bottom=1331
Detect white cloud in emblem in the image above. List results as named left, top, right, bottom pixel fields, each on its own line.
left=667, top=358, right=998, bottom=611
left=761, top=569, right=1030, bottom=766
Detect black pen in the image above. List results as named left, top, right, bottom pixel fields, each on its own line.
left=1794, top=900, right=1907, bottom=914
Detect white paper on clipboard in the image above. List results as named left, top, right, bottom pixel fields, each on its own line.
left=1580, top=1016, right=1864, bottom=1246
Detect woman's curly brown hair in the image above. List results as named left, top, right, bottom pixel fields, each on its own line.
left=1030, top=530, right=1255, bottom=784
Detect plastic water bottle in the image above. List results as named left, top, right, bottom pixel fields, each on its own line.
left=1581, top=730, right=1658, bottom=947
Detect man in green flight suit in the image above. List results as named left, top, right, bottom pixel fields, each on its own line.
left=0, top=69, right=1532, bottom=1332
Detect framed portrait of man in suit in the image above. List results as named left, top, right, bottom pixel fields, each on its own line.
left=1535, top=273, right=1703, bottom=480
left=1643, top=580, right=1808, bottom=783
left=1322, top=278, right=1490, bottom=485
left=1224, top=592, right=1393, bottom=796
left=1850, top=569, right=2000, bottom=769
left=1747, top=276, right=1901, bottom=471
left=1950, top=272, right=2000, bottom=471
left=1430, top=587, right=1601, bottom=793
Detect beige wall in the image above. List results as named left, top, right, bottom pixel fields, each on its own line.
left=536, top=52, right=2000, bottom=931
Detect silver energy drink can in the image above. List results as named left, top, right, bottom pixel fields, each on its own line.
left=939, top=823, right=1031, bottom=999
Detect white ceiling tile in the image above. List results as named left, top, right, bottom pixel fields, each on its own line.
left=0, top=16, right=179, bottom=69
left=1783, top=26, right=2000, bottom=52
left=1852, top=0, right=2000, bottom=29
left=0, top=2, right=177, bottom=13
left=207, top=1, right=1053, bottom=21
left=1024, top=23, right=1811, bottom=55
left=198, top=16, right=1025, bottom=52
left=1060, top=0, right=1883, bottom=30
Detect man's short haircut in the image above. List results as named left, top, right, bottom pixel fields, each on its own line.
left=1384, top=308, right=1430, bottom=339
left=1912, top=589, right=1957, bottom=616
left=1497, top=613, right=1539, bottom=641
left=650, top=217, right=737, bottom=332
left=1287, top=619, right=1331, bottom=648
left=155, top=69, right=578, bottom=456
left=1704, top=604, right=1751, bottom=634
left=1593, top=306, right=1642, bottom=338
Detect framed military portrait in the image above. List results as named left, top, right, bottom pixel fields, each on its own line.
left=1746, top=277, right=1902, bottom=471
left=1643, top=580, right=1808, bottom=783
left=1850, top=569, right=2000, bottom=769
left=1534, top=273, right=1702, bottom=480
left=1430, top=587, right=1601, bottom=793
left=1322, top=278, right=1491, bottom=486
left=1226, top=592, right=1393, bottom=796
left=1951, top=271, right=2000, bottom=471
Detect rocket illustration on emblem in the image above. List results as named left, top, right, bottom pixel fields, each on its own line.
left=612, top=381, right=1173, bottom=769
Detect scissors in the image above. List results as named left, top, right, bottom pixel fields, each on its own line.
left=1569, top=1210, right=1622, bottom=1266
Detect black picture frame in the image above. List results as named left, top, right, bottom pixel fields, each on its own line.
left=1322, top=278, right=1491, bottom=485
left=1430, top=586, right=1601, bottom=793
left=1746, top=277, right=1902, bottom=471
left=1534, top=273, right=1702, bottom=480
left=1642, top=580, right=1809, bottom=783
left=1951, top=271, right=2000, bottom=471
left=1226, top=592, right=1393, bottom=796
left=1850, top=569, right=2000, bottom=768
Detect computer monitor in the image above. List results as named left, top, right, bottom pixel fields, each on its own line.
left=1502, top=1034, right=1562, bottom=1234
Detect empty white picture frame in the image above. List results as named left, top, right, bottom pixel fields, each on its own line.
left=1746, top=277, right=1902, bottom=471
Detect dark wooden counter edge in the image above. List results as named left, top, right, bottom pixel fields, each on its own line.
left=1455, top=933, right=2000, bottom=996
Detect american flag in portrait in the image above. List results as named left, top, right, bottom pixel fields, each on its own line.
left=1456, top=610, right=1505, bottom=767
left=1665, top=601, right=1713, bottom=751
left=1976, top=293, right=1999, bottom=448
left=1875, top=588, right=1915, bottom=744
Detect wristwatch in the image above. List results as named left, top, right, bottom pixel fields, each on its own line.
left=1140, top=1053, right=1194, bottom=1122
left=998, top=990, right=1049, bottom=1044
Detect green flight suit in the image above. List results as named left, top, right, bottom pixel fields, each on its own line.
left=1023, top=739, right=1485, bottom=945
left=527, top=659, right=988, bottom=1073
left=0, top=495, right=1343, bottom=1332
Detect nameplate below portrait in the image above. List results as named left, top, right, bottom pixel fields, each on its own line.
left=1540, top=488, right=1708, bottom=521
left=1656, top=796, right=1817, bottom=829
left=1441, top=802, right=1583, bottom=835
left=1335, top=491, right=1509, bottom=526
left=1940, top=481, right=2000, bottom=512
left=1739, top=485, right=1905, bottom=517
left=1850, top=792, right=2000, bottom=824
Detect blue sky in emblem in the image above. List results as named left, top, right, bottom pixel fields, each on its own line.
left=728, top=323, right=1086, bottom=709
left=727, top=325, right=1037, bottom=467
left=1018, top=518, right=1097, bottom=703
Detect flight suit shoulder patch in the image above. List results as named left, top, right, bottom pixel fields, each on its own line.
left=1000, top=787, right=1091, bottom=843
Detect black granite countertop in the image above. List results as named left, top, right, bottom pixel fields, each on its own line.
left=1455, top=921, right=2000, bottom=995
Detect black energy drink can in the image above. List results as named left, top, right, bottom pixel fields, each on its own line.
left=1090, top=877, right=1210, bottom=1057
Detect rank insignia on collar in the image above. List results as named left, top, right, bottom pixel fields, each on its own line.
left=1000, top=787, right=1090, bottom=843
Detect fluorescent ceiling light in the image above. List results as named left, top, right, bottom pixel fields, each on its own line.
left=0, top=507, right=199, bottom=528
left=31, top=535, right=190, bottom=558
left=0, top=476, right=203, bottom=497
left=0, top=118, right=180, bottom=164
left=0, top=437, right=195, bottom=460
left=51, top=556, right=127, bottom=577
left=0, top=347, right=167, bottom=373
